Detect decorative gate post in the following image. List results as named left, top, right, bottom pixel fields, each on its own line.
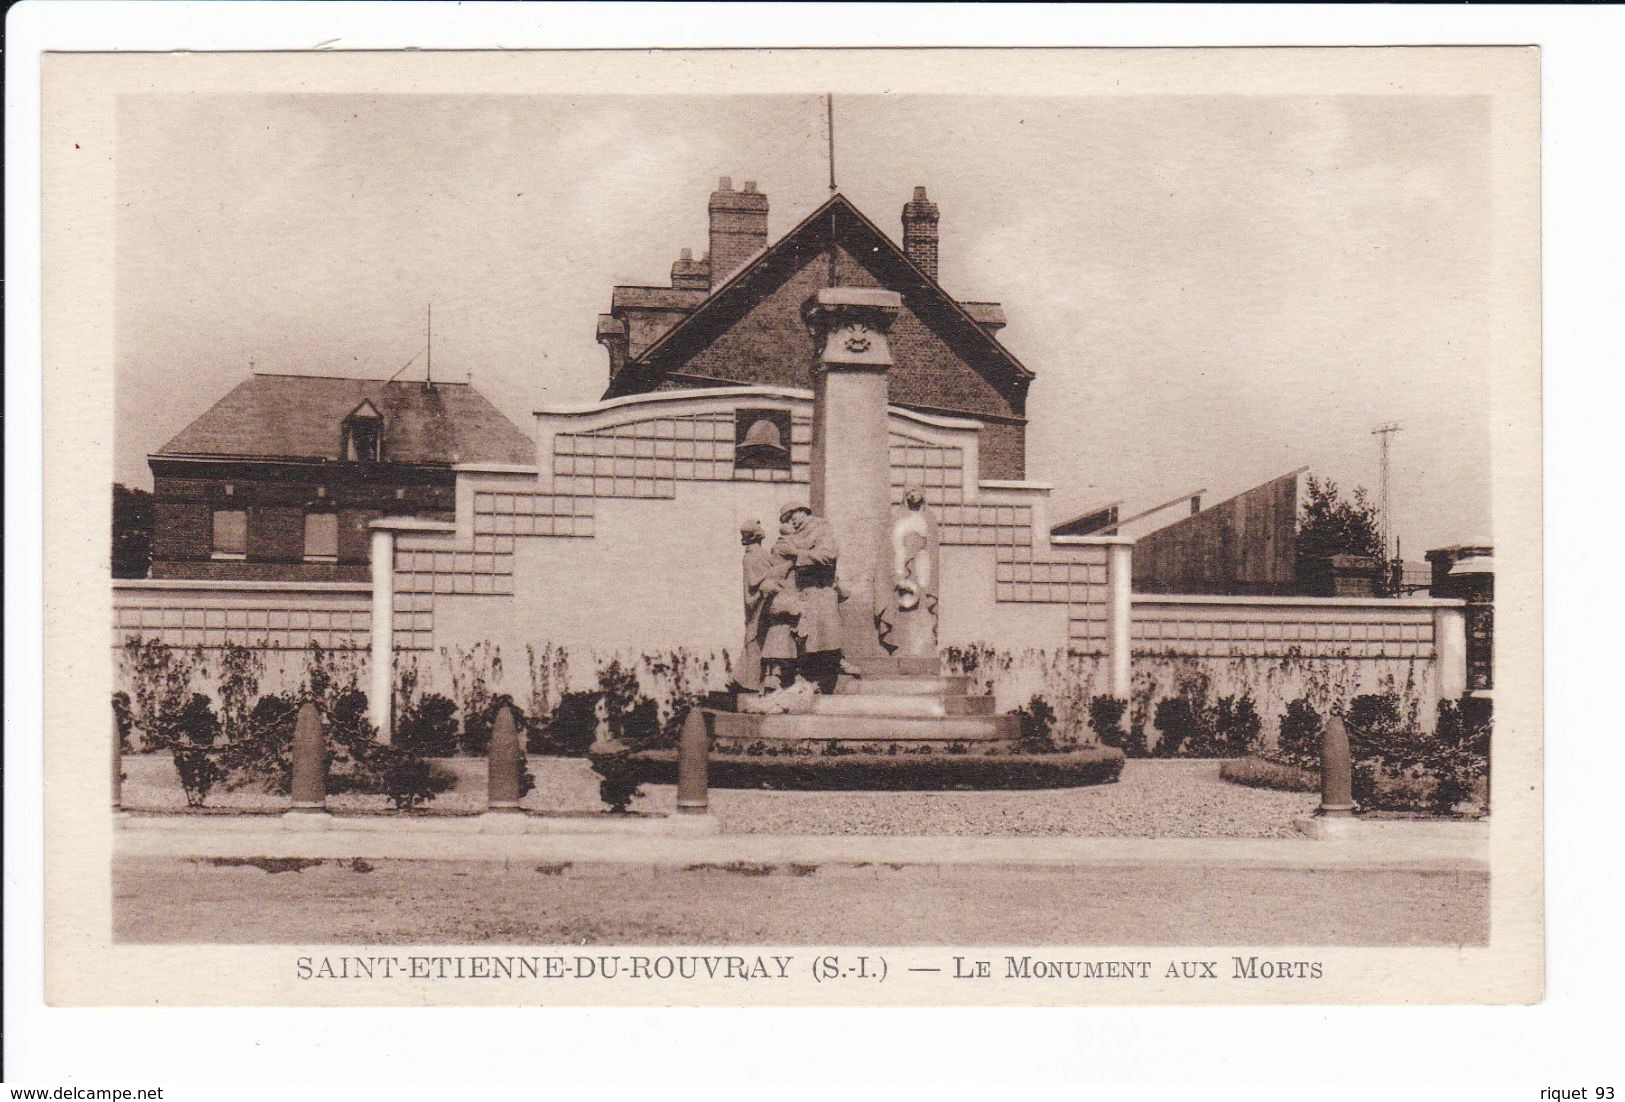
left=1434, top=605, right=1468, bottom=701
left=1104, top=538, right=1134, bottom=699
left=369, top=523, right=396, bottom=743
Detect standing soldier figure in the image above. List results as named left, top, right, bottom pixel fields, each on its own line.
left=778, top=502, right=847, bottom=691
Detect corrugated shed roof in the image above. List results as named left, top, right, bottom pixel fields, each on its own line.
left=156, top=374, right=535, bottom=465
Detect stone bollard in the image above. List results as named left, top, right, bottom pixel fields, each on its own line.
left=676, top=708, right=710, bottom=815
left=1318, top=714, right=1355, bottom=818
left=486, top=704, right=523, bottom=813
left=112, top=710, right=123, bottom=813
left=289, top=701, right=328, bottom=812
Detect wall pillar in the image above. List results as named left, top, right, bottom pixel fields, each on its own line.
left=369, top=525, right=395, bottom=743
left=1434, top=605, right=1468, bottom=701
left=1105, top=540, right=1134, bottom=699
left=803, top=287, right=903, bottom=664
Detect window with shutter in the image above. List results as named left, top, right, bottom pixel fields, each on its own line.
left=212, top=509, right=247, bottom=559
left=304, top=512, right=339, bottom=562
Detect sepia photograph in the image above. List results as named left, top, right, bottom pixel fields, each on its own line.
left=34, top=43, right=1541, bottom=1011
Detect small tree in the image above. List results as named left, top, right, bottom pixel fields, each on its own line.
left=112, top=483, right=153, bottom=579
left=1296, top=476, right=1384, bottom=591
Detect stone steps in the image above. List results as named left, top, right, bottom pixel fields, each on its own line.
left=837, top=674, right=974, bottom=697
left=809, top=693, right=995, bottom=718
left=709, top=710, right=1019, bottom=744
left=852, top=655, right=942, bottom=678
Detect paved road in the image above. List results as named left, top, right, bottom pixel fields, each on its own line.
left=115, top=856, right=1487, bottom=946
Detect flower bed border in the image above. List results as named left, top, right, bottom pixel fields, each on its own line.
left=621, top=746, right=1126, bottom=791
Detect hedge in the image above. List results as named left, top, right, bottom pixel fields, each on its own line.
left=617, top=745, right=1125, bottom=791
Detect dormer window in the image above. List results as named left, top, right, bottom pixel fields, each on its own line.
left=343, top=400, right=383, bottom=462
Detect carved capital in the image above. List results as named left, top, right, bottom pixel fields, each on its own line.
left=802, top=287, right=902, bottom=371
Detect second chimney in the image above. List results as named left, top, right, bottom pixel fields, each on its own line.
left=708, top=177, right=769, bottom=288
left=902, top=185, right=940, bottom=281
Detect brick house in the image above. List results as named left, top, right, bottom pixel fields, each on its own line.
left=597, top=180, right=1036, bottom=480
left=147, top=374, right=533, bottom=582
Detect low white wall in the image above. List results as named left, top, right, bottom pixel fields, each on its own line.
left=112, top=390, right=1468, bottom=743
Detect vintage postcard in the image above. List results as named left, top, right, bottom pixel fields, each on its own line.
left=41, top=45, right=1540, bottom=1007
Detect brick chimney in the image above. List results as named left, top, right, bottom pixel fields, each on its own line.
left=670, top=247, right=709, bottom=291
left=708, top=177, right=768, bottom=288
left=902, top=185, right=940, bottom=281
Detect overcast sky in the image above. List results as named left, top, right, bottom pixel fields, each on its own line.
left=116, top=92, right=1491, bottom=555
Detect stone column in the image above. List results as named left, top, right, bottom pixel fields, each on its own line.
left=369, top=525, right=395, bottom=743
left=803, top=288, right=903, bottom=664
left=1104, top=540, right=1134, bottom=699
left=1434, top=605, right=1468, bottom=701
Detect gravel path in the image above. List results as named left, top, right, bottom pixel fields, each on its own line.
left=123, top=755, right=1314, bottom=838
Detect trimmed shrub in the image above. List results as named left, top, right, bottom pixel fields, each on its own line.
left=592, top=752, right=644, bottom=814
left=619, top=745, right=1126, bottom=791
left=1152, top=698, right=1197, bottom=758
left=1272, top=697, right=1324, bottom=771
left=373, top=748, right=456, bottom=811
left=1219, top=755, right=1319, bottom=793
left=1087, top=695, right=1128, bottom=750
left=172, top=692, right=223, bottom=807
left=531, top=691, right=600, bottom=756
left=112, top=691, right=135, bottom=753
left=1012, top=695, right=1059, bottom=753
left=461, top=692, right=519, bottom=757
left=1428, top=695, right=1492, bottom=814
left=1208, top=694, right=1262, bottom=757
left=1152, top=689, right=1261, bottom=758
left=396, top=692, right=459, bottom=758
left=1337, top=691, right=1491, bottom=815
left=217, top=692, right=300, bottom=792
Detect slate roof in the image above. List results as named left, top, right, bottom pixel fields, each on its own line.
left=155, top=374, right=535, bottom=465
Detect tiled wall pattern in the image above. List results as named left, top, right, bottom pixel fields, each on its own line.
left=550, top=413, right=811, bottom=497
left=389, top=491, right=596, bottom=650
left=377, top=419, right=1085, bottom=652
left=118, top=411, right=1439, bottom=667
left=114, top=601, right=371, bottom=651
left=985, top=542, right=1113, bottom=652
left=1132, top=603, right=1437, bottom=659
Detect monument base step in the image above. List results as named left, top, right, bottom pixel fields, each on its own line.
left=809, top=693, right=995, bottom=718
left=837, top=674, right=974, bottom=697
left=852, top=655, right=942, bottom=678
left=708, top=709, right=1019, bottom=745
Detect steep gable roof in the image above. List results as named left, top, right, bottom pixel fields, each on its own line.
left=156, top=374, right=535, bottom=465
left=605, top=193, right=1034, bottom=402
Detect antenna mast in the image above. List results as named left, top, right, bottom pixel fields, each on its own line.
left=826, top=93, right=837, bottom=194
left=1372, top=421, right=1402, bottom=561
left=825, top=94, right=838, bottom=288
left=426, top=303, right=433, bottom=386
